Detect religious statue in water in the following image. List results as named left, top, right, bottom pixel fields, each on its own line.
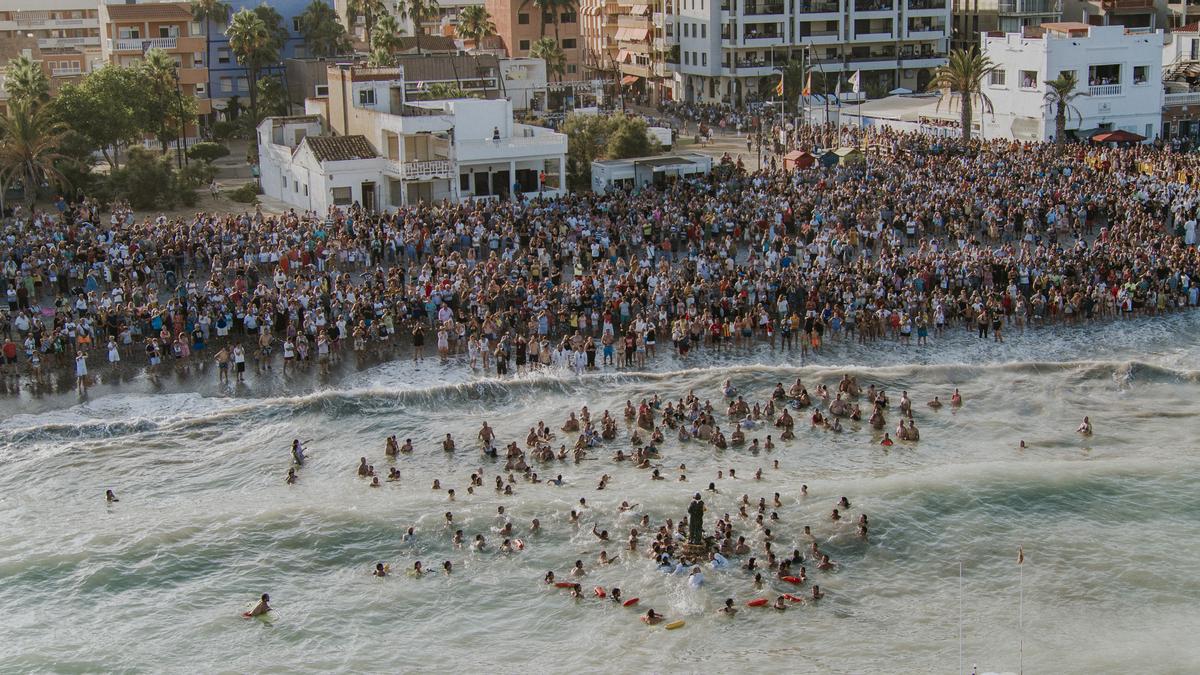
left=687, top=494, right=705, bottom=545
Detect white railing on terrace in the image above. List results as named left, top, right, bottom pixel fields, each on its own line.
left=1089, top=84, right=1122, bottom=97
left=51, top=66, right=83, bottom=77
left=111, top=37, right=177, bottom=51
left=38, top=36, right=100, bottom=48
left=1165, top=91, right=1200, bottom=106
left=390, top=159, right=454, bottom=179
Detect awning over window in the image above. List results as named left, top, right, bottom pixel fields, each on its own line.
left=616, top=49, right=631, bottom=63
left=630, top=4, right=650, bottom=14
left=621, top=74, right=640, bottom=85
left=616, top=27, right=649, bottom=41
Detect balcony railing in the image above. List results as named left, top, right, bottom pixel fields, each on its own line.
left=50, top=66, right=83, bottom=77
left=997, top=0, right=1060, bottom=12
left=38, top=36, right=101, bottom=48
left=854, top=0, right=895, bottom=10
left=390, top=159, right=454, bottom=180
left=1165, top=91, right=1200, bottom=105
left=111, top=36, right=178, bottom=51
left=1089, top=83, right=1122, bottom=96
left=908, top=0, right=947, bottom=7
left=744, top=3, right=786, bottom=14
left=1099, top=0, right=1153, bottom=9
left=798, top=1, right=841, bottom=12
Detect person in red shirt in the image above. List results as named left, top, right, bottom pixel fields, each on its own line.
left=1, top=338, right=17, bottom=375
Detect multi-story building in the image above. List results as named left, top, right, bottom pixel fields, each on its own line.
left=951, top=0, right=1063, bottom=51
left=98, top=1, right=212, bottom=136
left=980, top=22, right=1162, bottom=140
left=259, top=63, right=567, bottom=211
left=663, top=0, right=950, bottom=105
left=336, top=0, right=476, bottom=45
left=0, top=0, right=104, bottom=112
left=203, top=0, right=331, bottom=114
left=486, top=0, right=584, bottom=79
left=1161, top=23, right=1200, bottom=139
left=1068, top=0, right=1159, bottom=28
left=0, top=0, right=104, bottom=58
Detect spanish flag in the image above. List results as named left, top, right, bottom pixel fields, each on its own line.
left=801, top=72, right=812, bottom=97
left=775, top=74, right=784, bottom=96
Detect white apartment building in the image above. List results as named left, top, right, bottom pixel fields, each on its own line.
left=666, top=0, right=951, bottom=105
left=980, top=22, right=1163, bottom=141
left=259, top=64, right=567, bottom=212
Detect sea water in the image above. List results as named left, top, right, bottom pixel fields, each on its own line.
left=2, top=315, right=1200, bottom=674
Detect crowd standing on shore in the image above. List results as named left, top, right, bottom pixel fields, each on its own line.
left=2, top=128, right=1199, bottom=393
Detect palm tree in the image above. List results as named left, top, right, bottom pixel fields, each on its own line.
left=140, top=48, right=181, bottom=153
left=457, top=5, right=495, bottom=49
left=4, top=55, right=50, bottom=108
left=346, top=0, right=388, bottom=44
left=0, top=100, right=69, bottom=208
left=394, top=0, right=442, bottom=55
left=190, top=0, right=231, bottom=106
left=929, top=48, right=996, bottom=142
left=530, top=36, right=565, bottom=82
left=253, top=4, right=291, bottom=54
left=226, top=9, right=279, bottom=124
left=298, top=0, right=352, bottom=57
left=532, top=0, right=556, bottom=38
left=549, top=0, right=577, bottom=45
left=1043, top=71, right=1086, bottom=144
left=370, top=14, right=406, bottom=57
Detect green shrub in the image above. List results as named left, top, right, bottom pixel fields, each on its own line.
left=211, top=120, right=239, bottom=141
left=188, top=141, right=230, bottom=162
left=228, top=182, right=261, bottom=203
left=178, top=161, right=217, bottom=189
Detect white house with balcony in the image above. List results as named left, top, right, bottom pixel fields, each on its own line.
left=258, top=64, right=568, bottom=211
left=980, top=22, right=1163, bottom=142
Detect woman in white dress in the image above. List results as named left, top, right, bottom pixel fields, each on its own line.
left=107, top=339, right=120, bottom=364
left=75, top=352, right=88, bottom=391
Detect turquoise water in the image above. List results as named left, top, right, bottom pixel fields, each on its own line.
left=2, top=317, right=1200, bottom=673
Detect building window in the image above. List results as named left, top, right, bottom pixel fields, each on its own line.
left=283, top=176, right=288, bottom=189
left=989, top=69, right=1006, bottom=87
left=701, top=24, right=706, bottom=38
left=1019, top=70, right=1037, bottom=89
left=304, top=185, right=308, bottom=196
left=118, top=27, right=140, bottom=40
left=315, top=84, right=329, bottom=96
left=1133, top=65, right=1149, bottom=85
left=567, top=64, right=577, bottom=73
left=332, top=187, right=352, bottom=205
left=236, top=76, right=248, bottom=91
left=519, top=39, right=530, bottom=50
left=1192, top=38, right=1199, bottom=61
left=190, top=21, right=202, bottom=35
left=1088, top=63, right=1120, bottom=86
left=195, top=82, right=207, bottom=94
left=518, top=13, right=529, bottom=24
left=561, top=11, right=576, bottom=23
left=562, top=38, right=576, bottom=48
left=359, top=88, right=376, bottom=105
left=292, top=18, right=302, bottom=32
left=217, top=48, right=231, bottom=64
left=159, top=25, right=179, bottom=38
left=701, top=53, right=706, bottom=66
left=220, top=77, right=233, bottom=93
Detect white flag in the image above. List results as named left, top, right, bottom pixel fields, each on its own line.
left=848, top=70, right=861, bottom=94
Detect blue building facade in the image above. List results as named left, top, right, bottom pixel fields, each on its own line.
left=203, top=0, right=332, bottom=115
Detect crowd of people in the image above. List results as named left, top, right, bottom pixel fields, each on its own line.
left=2, top=127, right=1199, bottom=394
left=258, top=376, right=894, bottom=625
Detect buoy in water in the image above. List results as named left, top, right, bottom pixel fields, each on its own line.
left=665, top=620, right=686, bottom=630
left=746, top=598, right=768, bottom=607
left=623, top=597, right=640, bottom=607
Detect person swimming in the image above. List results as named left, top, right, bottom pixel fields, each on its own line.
left=105, top=489, right=119, bottom=503
left=1077, top=416, right=1092, bottom=436
left=248, top=593, right=271, bottom=617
